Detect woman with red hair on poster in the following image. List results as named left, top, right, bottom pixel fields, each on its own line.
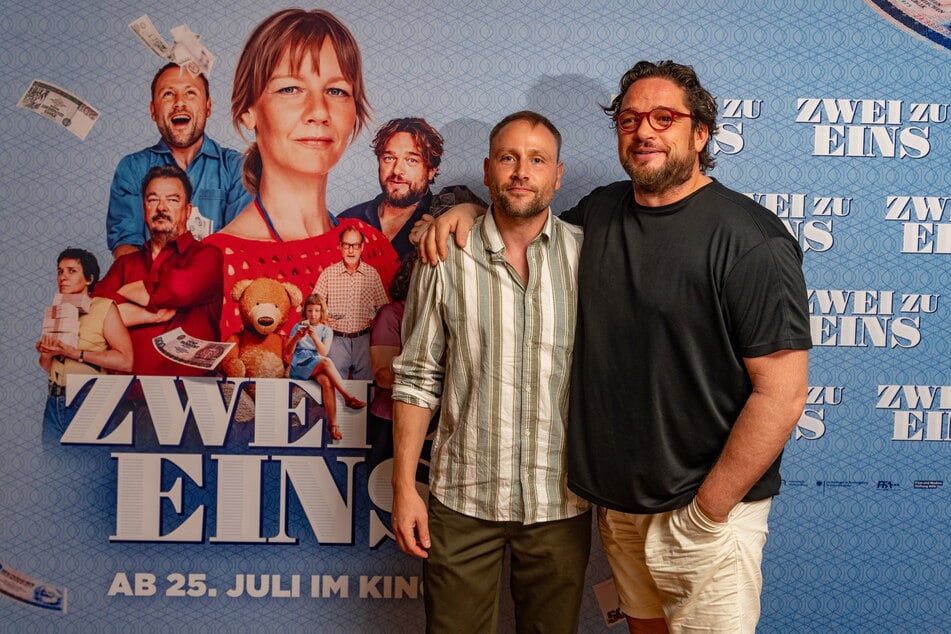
left=204, top=9, right=399, bottom=358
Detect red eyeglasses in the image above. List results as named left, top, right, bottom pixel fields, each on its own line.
left=614, top=107, right=693, bottom=132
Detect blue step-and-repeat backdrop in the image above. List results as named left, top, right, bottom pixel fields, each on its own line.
left=0, top=0, right=947, bottom=631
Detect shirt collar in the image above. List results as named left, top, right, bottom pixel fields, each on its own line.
left=335, top=260, right=368, bottom=275
left=154, top=135, right=214, bottom=159
left=147, top=230, right=196, bottom=257
left=480, top=204, right=553, bottom=254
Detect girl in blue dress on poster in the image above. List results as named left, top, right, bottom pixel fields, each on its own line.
left=285, top=293, right=365, bottom=440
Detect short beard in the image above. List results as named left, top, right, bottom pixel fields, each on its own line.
left=148, top=225, right=182, bottom=247
left=383, top=182, right=428, bottom=208
left=159, top=127, right=205, bottom=148
left=492, top=190, right=549, bottom=220
left=622, top=150, right=694, bottom=195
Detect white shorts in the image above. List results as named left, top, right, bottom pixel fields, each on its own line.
left=598, top=497, right=772, bottom=633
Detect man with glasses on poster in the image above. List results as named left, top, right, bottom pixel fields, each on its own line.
left=313, top=227, right=389, bottom=381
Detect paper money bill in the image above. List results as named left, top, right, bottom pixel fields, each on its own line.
left=153, top=327, right=234, bottom=370
left=54, top=292, right=91, bottom=314
left=0, top=561, right=67, bottom=612
left=129, top=15, right=174, bottom=60
left=129, top=15, right=216, bottom=77
left=170, top=24, right=217, bottom=77
left=17, top=80, right=99, bottom=140
left=44, top=304, right=79, bottom=320
left=186, top=206, right=214, bottom=241
left=592, top=579, right=623, bottom=627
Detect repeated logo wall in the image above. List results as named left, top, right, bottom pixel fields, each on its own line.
left=0, top=1, right=946, bottom=631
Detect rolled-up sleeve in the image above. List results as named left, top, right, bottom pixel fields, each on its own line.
left=107, top=156, right=147, bottom=251
left=391, top=261, right=446, bottom=411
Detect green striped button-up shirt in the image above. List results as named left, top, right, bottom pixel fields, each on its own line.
left=392, top=209, right=590, bottom=524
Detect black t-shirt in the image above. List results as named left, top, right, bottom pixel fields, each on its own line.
left=562, top=180, right=812, bottom=514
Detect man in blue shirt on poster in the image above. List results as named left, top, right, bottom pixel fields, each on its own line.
left=106, top=62, right=250, bottom=258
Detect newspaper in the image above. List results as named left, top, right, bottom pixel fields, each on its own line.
left=153, top=327, right=233, bottom=370
left=129, top=15, right=216, bottom=76
left=17, top=80, right=99, bottom=140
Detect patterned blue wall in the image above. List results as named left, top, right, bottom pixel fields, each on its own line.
left=1, top=0, right=948, bottom=631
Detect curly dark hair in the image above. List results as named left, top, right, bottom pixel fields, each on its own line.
left=372, top=118, right=444, bottom=181
left=603, top=60, right=718, bottom=173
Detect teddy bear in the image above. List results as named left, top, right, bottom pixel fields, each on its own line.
left=220, top=277, right=303, bottom=378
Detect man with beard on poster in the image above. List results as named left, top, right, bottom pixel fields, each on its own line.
left=338, top=117, right=485, bottom=260
left=420, top=61, right=811, bottom=633
left=106, top=62, right=251, bottom=258
left=392, top=111, right=590, bottom=633
left=96, top=165, right=224, bottom=377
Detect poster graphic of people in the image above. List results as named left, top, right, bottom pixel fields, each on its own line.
left=3, top=1, right=948, bottom=631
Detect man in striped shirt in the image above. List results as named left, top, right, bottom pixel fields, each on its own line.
left=391, top=111, right=591, bottom=633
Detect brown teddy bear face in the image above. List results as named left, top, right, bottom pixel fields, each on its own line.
left=245, top=300, right=285, bottom=335
left=231, top=277, right=303, bottom=336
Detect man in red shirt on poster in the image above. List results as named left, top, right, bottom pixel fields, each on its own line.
left=95, top=164, right=223, bottom=376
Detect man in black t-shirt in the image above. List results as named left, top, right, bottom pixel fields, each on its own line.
left=568, top=61, right=811, bottom=633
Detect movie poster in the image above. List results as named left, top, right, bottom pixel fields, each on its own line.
left=2, top=1, right=948, bottom=631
